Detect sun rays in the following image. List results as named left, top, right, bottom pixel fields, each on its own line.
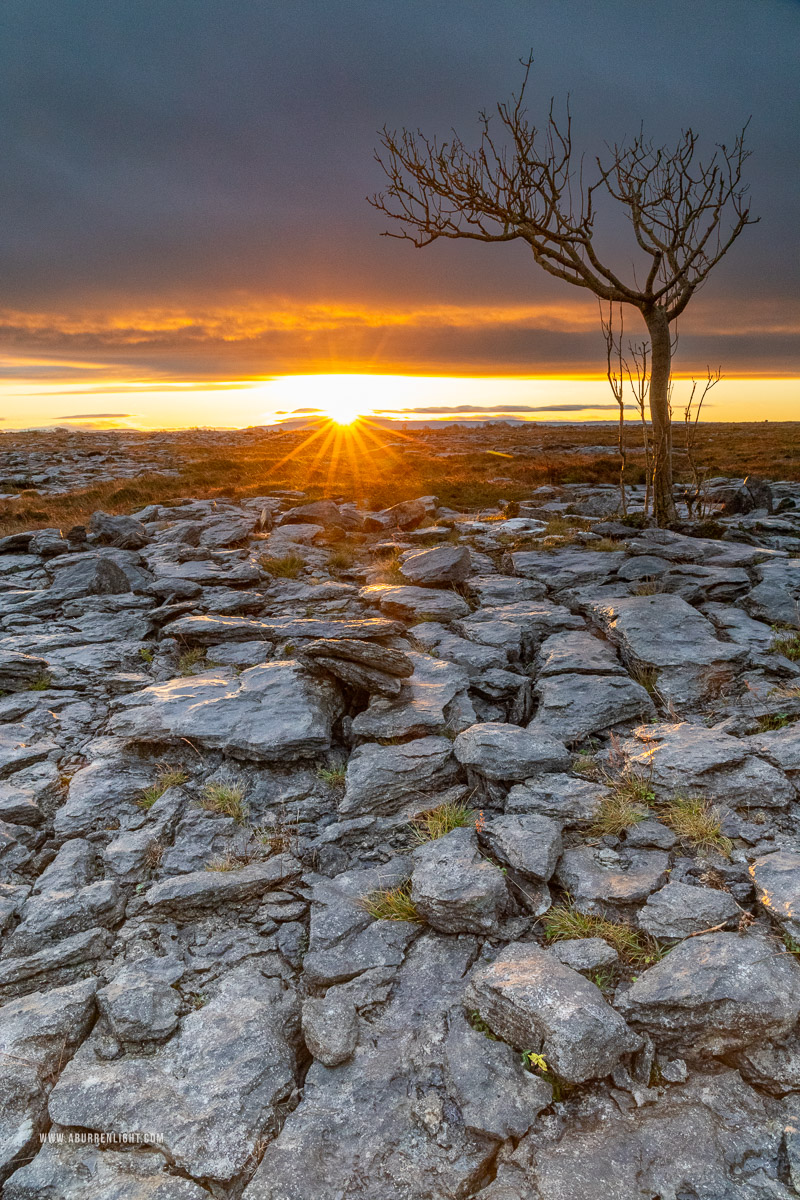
left=267, top=412, right=421, bottom=496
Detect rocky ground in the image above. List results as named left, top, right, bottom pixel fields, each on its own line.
left=0, top=473, right=800, bottom=1198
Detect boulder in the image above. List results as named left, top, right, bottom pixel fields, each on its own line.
left=89, top=511, right=149, bottom=549
left=616, top=932, right=800, bottom=1057
left=549, top=938, right=618, bottom=974
left=110, top=661, right=343, bottom=762
left=638, top=882, right=740, bottom=939
left=529, top=672, right=655, bottom=741
left=411, top=827, right=508, bottom=934
left=750, top=851, right=800, bottom=940
left=144, top=856, right=301, bottom=915
left=453, top=722, right=571, bottom=781
left=97, top=957, right=184, bottom=1042
left=554, top=846, right=669, bottom=908
left=302, top=993, right=359, bottom=1066
left=465, top=942, right=640, bottom=1083
left=5, top=1145, right=207, bottom=1200
left=361, top=583, right=469, bottom=623
left=351, top=653, right=472, bottom=741
left=479, top=813, right=563, bottom=882
left=399, top=544, right=471, bottom=586
left=339, top=737, right=457, bottom=817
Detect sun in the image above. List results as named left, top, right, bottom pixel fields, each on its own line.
left=323, top=398, right=360, bottom=425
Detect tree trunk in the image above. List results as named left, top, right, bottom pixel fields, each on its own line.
left=643, top=305, right=677, bottom=526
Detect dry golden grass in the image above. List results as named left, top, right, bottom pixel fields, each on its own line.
left=409, top=800, right=476, bottom=843
left=658, top=793, right=732, bottom=857
left=361, top=882, right=423, bottom=922
left=1, top=421, right=796, bottom=537
left=542, top=902, right=662, bottom=967
left=199, top=781, right=248, bottom=824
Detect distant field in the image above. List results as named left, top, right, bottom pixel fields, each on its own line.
left=0, top=420, right=797, bottom=535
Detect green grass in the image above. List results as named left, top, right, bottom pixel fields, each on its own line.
left=409, top=800, right=476, bottom=843
left=260, top=552, right=305, bottom=579
left=770, top=631, right=800, bottom=662
left=588, top=790, right=651, bottom=838
left=755, top=712, right=790, bottom=732
left=27, top=671, right=52, bottom=691
left=316, top=764, right=347, bottom=789
left=137, top=767, right=189, bottom=809
left=361, top=882, right=423, bottom=923
left=657, top=793, right=732, bottom=857
left=543, top=902, right=662, bottom=967
left=199, top=781, right=248, bottom=824
left=177, top=648, right=207, bottom=676
left=139, top=647, right=154, bottom=664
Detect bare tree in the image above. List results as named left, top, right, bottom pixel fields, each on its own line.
left=371, top=57, right=757, bottom=525
left=600, top=302, right=628, bottom=516
left=682, top=366, right=722, bottom=517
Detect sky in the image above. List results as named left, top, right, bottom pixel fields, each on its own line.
left=1, top=0, right=798, bottom=429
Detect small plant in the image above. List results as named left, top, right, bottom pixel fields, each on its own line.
left=543, top=901, right=662, bottom=967
left=657, top=793, right=732, bottom=857
left=328, top=547, right=356, bottom=571
left=27, top=671, right=52, bottom=691
left=587, top=537, right=622, bottom=552
left=522, top=1050, right=549, bottom=1074
left=592, top=968, right=617, bottom=994
left=771, top=631, right=800, bottom=662
left=206, top=853, right=238, bottom=872
left=177, top=647, right=207, bottom=676
left=632, top=579, right=664, bottom=596
left=187, top=991, right=207, bottom=1009
left=260, top=552, right=305, bottom=579
left=588, top=790, right=650, bottom=838
left=316, top=764, right=347, bottom=790
left=200, top=780, right=248, bottom=824
left=137, top=766, right=188, bottom=809
left=144, top=840, right=163, bottom=870
left=373, top=549, right=405, bottom=584
left=139, top=647, right=154, bottom=664
left=572, top=749, right=600, bottom=778
left=361, top=882, right=423, bottom=923
left=410, top=800, right=476, bottom=843
left=755, top=712, right=790, bottom=732
left=628, top=663, right=660, bottom=696
left=254, top=813, right=297, bottom=855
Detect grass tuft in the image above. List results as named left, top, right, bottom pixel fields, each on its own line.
left=200, top=781, right=248, bottom=824
left=409, top=800, right=476, bottom=843
left=260, top=552, right=305, bottom=579
left=770, top=631, right=800, bottom=662
left=27, top=671, right=52, bottom=691
left=588, top=790, right=651, bottom=838
left=628, top=663, right=661, bottom=695
left=755, top=712, right=790, bottom=732
left=543, top=901, right=662, bottom=967
left=316, top=764, right=347, bottom=789
left=361, top=881, right=423, bottom=923
left=137, top=766, right=188, bottom=809
left=177, top=648, right=207, bottom=676
left=657, top=793, right=732, bottom=857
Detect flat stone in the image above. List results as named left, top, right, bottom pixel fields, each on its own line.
left=616, top=932, right=800, bottom=1057
left=529, top=672, right=655, bottom=741
left=399, top=544, right=471, bottom=585
left=0, top=979, right=97, bottom=1183
left=750, top=851, right=800, bottom=940
left=506, top=774, right=605, bottom=823
left=301, top=638, right=413, bottom=676
left=361, top=583, right=469, bottom=622
left=453, top=722, right=571, bottom=781
left=555, top=846, right=669, bottom=908
left=351, top=653, right=471, bottom=740
left=411, top=827, right=508, bottom=934
left=549, top=938, right=618, bottom=973
left=340, top=736, right=457, bottom=817
left=511, top=548, right=627, bottom=591
left=623, top=722, right=796, bottom=807
left=464, top=942, right=640, bottom=1083
left=536, top=630, right=625, bottom=676
left=638, top=882, right=740, bottom=939
left=0, top=929, right=113, bottom=999
left=48, top=967, right=297, bottom=1184
left=5, top=1145, right=208, bottom=1200
left=111, top=661, right=343, bottom=762
left=5, top=879, right=123, bottom=956
left=165, top=613, right=401, bottom=642
left=410, top=623, right=508, bottom=677
left=144, top=856, right=301, bottom=914
left=480, top=813, right=563, bottom=882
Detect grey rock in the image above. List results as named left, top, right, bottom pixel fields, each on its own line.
left=0, top=785, right=43, bottom=826
left=750, top=851, right=800, bottom=940
left=351, top=652, right=472, bottom=740
left=555, top=846, right=669, bottom=908
left=465, top=942, right=640, bottom=1083
left=588, top=593, right=746, bottom=705
left=54, top=758, right=156, bottom=838
left=549, top=938, right=618, bottom=973
left=411, top=622, right=508, bottom=676
left=411, top=827, right=508, bottom=934
left=480, top=813, right=563, bottom=882
left=469, top=574, right=546, bottom=605
left=506, top=774, right=605, bottom=823
left=5, top=1145, right=207, bottom=1200
left=511, top=548, right=627, bottom=591
left=165, top=613, right=400, bottom=642
left=5, top=879, right=123, bottom=956
left=302, top=637, right=413, bottom=676
left=536, top=630, right=625, bottom=676
left=491, top=1070, right=794, bottom=1200
left=361, top=583, right=469, bottom=622
left=97, top=957, right=184, bottom=1042
left=751, top=724, right=800, bottom=777
left=46, top=555, right=133, bottom=601
left=623, top=721, right=796, bottom=807
left=616, top=932, right=800, bottom=1057
left=302, top=992, right=359, bottom=1066
left=620, top=817, right=677, bottom=849
left=90, top=511, right=149, bottom=549
left=741, top=560, right=800, bottom=625
left=48, top=967, right=297, bottom=1184
left=340, top=737, right=456, bottom=817
left=736, top=1035, right=800, bottom=1097
left=145, top=856, right=301, bottom=915
left=638, top=881, right=740, bottom=939
left=0, top=929, right=113, bottom=999
left=454, top=721, right=571, bottom=781
left=245, top=935, right=499, bottom=1200
left=0, top=978, right=97, bottom=1183
left=306, top=654, right=403, bottom=697
left=0, top=651, right=50, bottom=691
left=399, top=544, right=471, bottom=585
left=529, top=672, right=655, bottom=741
left=111, top=660, right=343, bottom=762
left=444, top=1011, right=552, bottom=1139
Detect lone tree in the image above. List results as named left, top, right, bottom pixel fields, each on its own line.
left=371, top=59, right=757, bottom=525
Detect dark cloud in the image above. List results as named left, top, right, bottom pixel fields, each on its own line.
left=0, top=0, right=797, bottom=379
